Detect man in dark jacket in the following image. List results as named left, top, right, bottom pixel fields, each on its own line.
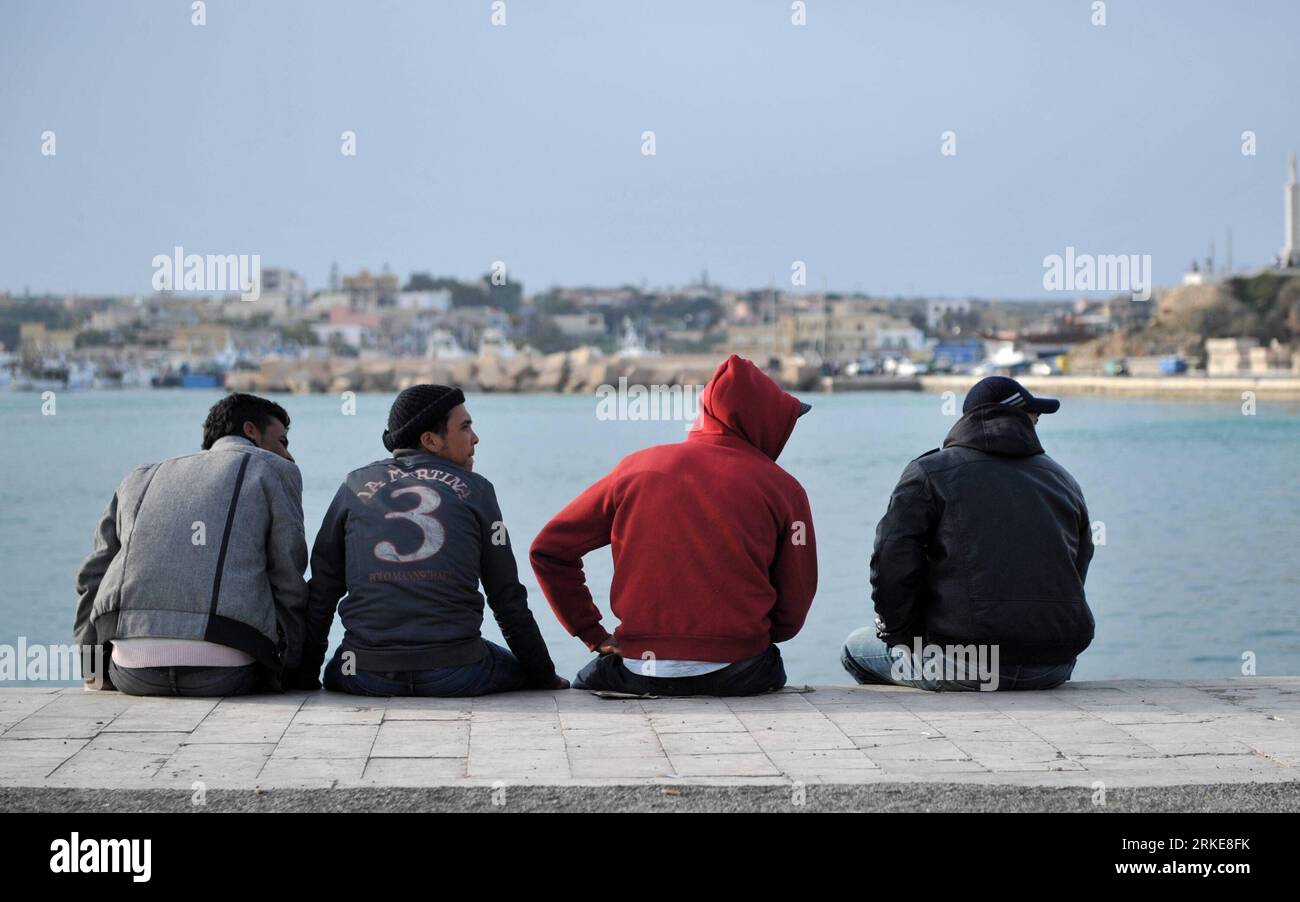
left=284, top=385, right=566, bottom=696
left=842, top=376, right=1095, bottom=691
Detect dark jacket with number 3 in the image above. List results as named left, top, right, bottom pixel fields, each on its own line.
left=870, top=404, right=1095, bottom=665
left=288, top=450, right=557, bottom=687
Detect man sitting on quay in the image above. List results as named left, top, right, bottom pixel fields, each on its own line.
left=842, top=376, right=1095, bottom=691
left=530, top=354, right=818, bottom=696
left=284, top=385, right=566, bottom=696
left=74, top=394, right=309, bottom=696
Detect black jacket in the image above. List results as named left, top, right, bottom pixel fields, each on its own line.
left=285, top=450, right=558, bottom=688
left=870, top=404, right=1095, bottom=665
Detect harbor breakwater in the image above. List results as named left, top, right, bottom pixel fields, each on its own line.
left=221, top=349, right=1300, bottom=401
left=224, top=350, right=763, bottom=396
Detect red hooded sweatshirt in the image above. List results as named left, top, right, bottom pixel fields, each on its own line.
left=529, top=355, right=818, bottom=664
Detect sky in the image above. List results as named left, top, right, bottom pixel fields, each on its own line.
left=1, top=0, right=1298, bottom=300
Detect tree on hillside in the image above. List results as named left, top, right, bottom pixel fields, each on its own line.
left=1279, top=279, right=1300, bottom=339
left=403, top=272, right=459, bottom=292
left=1223, top=272, right=1298, bottom=342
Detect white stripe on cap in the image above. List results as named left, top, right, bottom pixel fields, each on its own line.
left=997, top=392, right=1024, bottom=406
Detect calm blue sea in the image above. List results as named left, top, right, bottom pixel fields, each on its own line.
left=2, top=388, right=1298, bottom=684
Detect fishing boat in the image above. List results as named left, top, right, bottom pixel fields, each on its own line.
left=617, top=318, right=659, bottom=358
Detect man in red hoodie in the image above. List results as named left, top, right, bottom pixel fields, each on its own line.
left=530, top=355, right=817, bottom=696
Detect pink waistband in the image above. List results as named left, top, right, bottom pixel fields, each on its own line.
left=111, top=638, right=256, bottom=669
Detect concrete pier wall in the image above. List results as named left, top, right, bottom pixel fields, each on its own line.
left=2, top=680, right=1298, bottom=811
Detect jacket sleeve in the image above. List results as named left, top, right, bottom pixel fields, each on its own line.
left=290, top=484, right=349, bottom=688
left=480, top=485, right=558, bottom=687
left=769, top=484, right=817, bottom=643
left=869, top=458, right=939, bottom=646
left=528, top=471, right=618, bottom=651
left=1076, top=493, right=1095, bottom=585
left=73, top=490, right=122, bottom=662
left=263, top=461, right=310, bottom=674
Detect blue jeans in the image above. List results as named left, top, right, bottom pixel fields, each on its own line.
left=323, top=640, right=529, bottom=697
left=573, top=645, right=786, bottom=696
left=109, top=660, right=261, bottom=697
left=840, top=627, right=1075, bottom=691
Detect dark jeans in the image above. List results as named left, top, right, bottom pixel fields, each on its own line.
left=323, top=640, right=530, bottom=697
left=840, top=627, right=1075, bottom=691
left=108, top=659, right=261, bottom=697
left=573, top=645, right=787, bottom=696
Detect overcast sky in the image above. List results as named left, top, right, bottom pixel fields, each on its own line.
left=1, top=0, right=1297, bottom=299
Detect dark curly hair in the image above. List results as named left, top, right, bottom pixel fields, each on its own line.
left=202, top=393, right=290, bottom=450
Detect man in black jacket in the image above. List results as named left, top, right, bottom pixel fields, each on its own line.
left=842, top=376, right=1095, bottom=691
left=284, top=385, right=566, bottom=696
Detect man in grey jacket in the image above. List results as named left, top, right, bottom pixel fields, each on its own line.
left=74, top=393, right=309, bottom=696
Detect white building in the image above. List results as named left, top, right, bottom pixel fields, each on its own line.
left=874, top=320, right=926, bottom=350
left=396, top=290, right=452, bottom=313
left=1205, top=337, right=1257, bottom=376
left=926, top=298, right=971, bottom=330
left=306, top=291, right=351, bottom=316
left=311, top=322, right=367, bottom=348
left=261, top=268, right=306, bottom=303
left=551, top=313, right=607, bottom=339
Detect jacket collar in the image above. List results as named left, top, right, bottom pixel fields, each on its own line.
left=211, top=435, right=256, bottom=451
left=942, top=404, right=1044, bottom=457
left=391, top=448, right=469, bottom=472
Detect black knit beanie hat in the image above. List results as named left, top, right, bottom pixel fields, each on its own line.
left=383, top=384, right=466, bottom=452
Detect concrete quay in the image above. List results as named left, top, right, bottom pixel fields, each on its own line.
left=2, top=679, right=1298, bottom=812
left=919, top=373, right=1300, bottom=401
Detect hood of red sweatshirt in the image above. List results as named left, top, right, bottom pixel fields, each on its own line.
left=689, top=355, right=803, bottom=461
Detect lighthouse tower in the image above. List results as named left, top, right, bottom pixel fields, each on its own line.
left=1285, top=153, right=1300, bottom=269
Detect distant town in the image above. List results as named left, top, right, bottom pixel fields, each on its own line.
left=4, top=158, right=1299, bottom=397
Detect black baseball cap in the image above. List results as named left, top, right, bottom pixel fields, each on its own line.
left=962, top=376, right=1060, bottom=415
left=797, top=401, right=812, bottom=417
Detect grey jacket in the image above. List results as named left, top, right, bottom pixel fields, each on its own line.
left=73, top=435, right=310, bottom=678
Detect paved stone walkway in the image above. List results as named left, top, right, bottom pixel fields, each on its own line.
left=1, top=679, right=1298, bottom=791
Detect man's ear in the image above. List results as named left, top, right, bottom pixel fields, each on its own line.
left=242, top=420, right=260, bottom=442
left=418, top=431, right=441, bottom=453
